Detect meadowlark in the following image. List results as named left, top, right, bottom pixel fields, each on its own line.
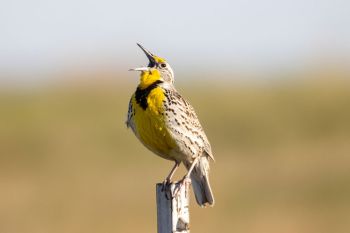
left=126, top=43, right=214, bottom=207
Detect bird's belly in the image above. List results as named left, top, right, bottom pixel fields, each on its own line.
left=131, top=90, right=178, bottom=160
left=133, top=110, right=177, bottom=159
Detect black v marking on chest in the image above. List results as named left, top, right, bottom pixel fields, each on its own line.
left=135, top=80, right=163, bottom=110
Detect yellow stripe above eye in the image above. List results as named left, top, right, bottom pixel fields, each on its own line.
left=154, top=56, right=166, bottom=64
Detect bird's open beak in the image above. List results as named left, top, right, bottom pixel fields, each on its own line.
left=129, top=43, right=156, bottom=71
left=128, top=67, right=149, bottom=72
left=129, top=43, right=157, bottom=72
left=137, top=43, right=156, bottom=67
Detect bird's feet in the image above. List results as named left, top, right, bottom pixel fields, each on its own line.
left=173, top=176, right=191, bottom=198
left=161, top=178, right=171, bottom=192
left=161, top=178, right=173, bottom=200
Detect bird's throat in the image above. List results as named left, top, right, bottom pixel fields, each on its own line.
left=138, top=69, right=161, bottom=90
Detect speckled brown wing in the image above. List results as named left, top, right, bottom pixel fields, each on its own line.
left=163, top=87, right=214, bottom=161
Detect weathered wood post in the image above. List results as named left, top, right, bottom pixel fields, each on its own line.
left=156, top=179, right=191, bottom=233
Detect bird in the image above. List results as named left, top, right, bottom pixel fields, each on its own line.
left=126, top=43, right=214, bottom=207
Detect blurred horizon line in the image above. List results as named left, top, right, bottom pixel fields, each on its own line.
left=1, top=56, right=349, bottom=89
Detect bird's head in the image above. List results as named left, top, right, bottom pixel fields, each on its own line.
left=129, top=43, right=174, bottom=89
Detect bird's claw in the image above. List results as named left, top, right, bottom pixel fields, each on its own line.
left=161, top=178, right=170, bottom=191
left=161, top=178, right=173, bottom=199
left=173, top=176, right=191, bottom=197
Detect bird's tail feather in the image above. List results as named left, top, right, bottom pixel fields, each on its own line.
left=186, top=156, right=214, bottom=207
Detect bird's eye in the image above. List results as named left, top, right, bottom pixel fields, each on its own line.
left=160, top=63, right=167, bottom=68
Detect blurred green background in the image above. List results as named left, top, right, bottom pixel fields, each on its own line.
left=1, top=72, right=350, bottom=233
left=1, top=0, right=350, bottom=232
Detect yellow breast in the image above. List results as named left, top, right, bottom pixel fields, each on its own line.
left=131, top=86, right=176, bottom=158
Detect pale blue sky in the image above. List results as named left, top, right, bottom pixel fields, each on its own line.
left=1, top=0, right=349, bottom=81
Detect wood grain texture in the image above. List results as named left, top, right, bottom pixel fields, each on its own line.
left=156, top=180, right=190, bottom=233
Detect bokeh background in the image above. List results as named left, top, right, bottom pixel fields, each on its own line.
left=1, top=0, right=350, bottom=233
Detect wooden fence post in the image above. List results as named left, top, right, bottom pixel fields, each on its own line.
left=156, top=180, right=191, bottom=233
